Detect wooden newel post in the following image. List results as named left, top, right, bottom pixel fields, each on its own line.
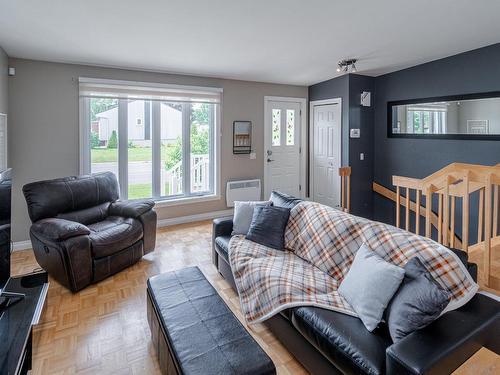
left=339, top=167, right=351, bottom=213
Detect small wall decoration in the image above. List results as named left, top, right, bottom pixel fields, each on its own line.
left=233, top=121, right=252, bottom=154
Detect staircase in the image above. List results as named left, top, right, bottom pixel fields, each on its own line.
left=373, top=163, right=500, bottom=289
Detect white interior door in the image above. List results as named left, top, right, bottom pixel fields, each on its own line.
left=264, top=100, right=302, bottom=199
left=312, top=102, right=341, bottom=208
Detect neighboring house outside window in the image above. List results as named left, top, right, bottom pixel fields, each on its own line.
left=79, top=78, right=221, bottom=202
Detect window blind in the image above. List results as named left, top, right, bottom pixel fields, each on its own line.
left=79, top=78, right=222, bottom=104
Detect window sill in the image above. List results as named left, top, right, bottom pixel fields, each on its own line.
left=153, top=194, right=221, bottom=208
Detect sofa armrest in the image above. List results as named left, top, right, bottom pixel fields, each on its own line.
left=386, top=293, right=500, bottom=375
left=213, top=216, right=233, bottom=238
left=31, top=218, right=90, bottom=241
left=108, top=199, right=155, bottom=218
left=212, top=217, right=233, bottom=268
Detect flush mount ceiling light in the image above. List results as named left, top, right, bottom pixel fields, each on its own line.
left=336, top=59, right=357, bottom=73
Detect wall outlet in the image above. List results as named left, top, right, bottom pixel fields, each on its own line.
left=249, top=152, right=256, bottom=160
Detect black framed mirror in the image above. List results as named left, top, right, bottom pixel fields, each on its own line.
left=388, top=91, right=500, bottom=140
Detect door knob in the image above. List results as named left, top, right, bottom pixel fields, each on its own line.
left=267, top=158, right=274, bottom=162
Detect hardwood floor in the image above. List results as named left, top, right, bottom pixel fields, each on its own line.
left=11, top=221, right=307, bottom=375
left=11, top=221, right=499, bottom=375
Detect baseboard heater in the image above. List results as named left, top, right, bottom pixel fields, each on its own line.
left=226, top=179, right=261, bottom=207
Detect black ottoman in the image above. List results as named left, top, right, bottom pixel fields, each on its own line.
left=147, top=266, right=276, bottom=375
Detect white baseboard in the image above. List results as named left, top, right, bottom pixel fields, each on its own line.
left=157, top=209, right=233, bottom=227
left=12, top=209, right=234, bottom=252
left=12, top=240, right=32, bottom=251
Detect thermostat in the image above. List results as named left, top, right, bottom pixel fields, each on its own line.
left=350, top=128, right=361, bottom=138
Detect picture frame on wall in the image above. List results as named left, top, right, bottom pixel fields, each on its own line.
left=233, top=121, right=252, bottom=154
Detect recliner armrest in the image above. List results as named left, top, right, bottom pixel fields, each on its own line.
left=213, top=216, right=233, bottom=238
left=31, top=218, right=90, bottom=241
left=386, top=293, right=500, bottom=375
left=108, top=199, right=155, bottom=218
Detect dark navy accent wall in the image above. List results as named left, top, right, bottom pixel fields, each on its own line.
left=309, top=74, right=375, bottom=218
left=373, top=43, right=500, bottom=241
left=309, top=43, right=500, bottom=239
left=349, top=74, right=374, bottom=218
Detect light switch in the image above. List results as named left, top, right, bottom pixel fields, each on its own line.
left=350, top=129, right=361, bottom=138
left=360, top=153, right=364, bottom=161
left=249, top=152, right=256, bottom=160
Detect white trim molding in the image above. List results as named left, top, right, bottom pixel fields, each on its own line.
left=156, top=209, right=233, bottom=227
left=12, top=240, right=32, bottom=251
left=263, top=96, right=307, bottom=199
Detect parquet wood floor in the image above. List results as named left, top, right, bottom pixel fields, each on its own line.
left=11, top=221, right=498, bottom=374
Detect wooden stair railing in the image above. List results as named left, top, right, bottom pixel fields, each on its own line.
left=339, top=167, right=351, bottom=213
left=374, top=163, right=500, bottom=288
left=372, top=182, right=463, bottom=249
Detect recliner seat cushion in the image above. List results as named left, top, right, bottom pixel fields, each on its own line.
left=88, top=216, right=143, bottom=258
left=292, top=306, right=392, bottom=375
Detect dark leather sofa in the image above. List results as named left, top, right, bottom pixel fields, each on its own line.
left=23, top=172, right=157, bottom=292
left=212, top=191, right=500, bottom=375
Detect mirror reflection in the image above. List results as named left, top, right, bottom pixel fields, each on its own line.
left=391, top=96, right=500, bottom=136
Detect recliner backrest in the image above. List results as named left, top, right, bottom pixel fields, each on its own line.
left=23, top=172, right=120, bottom=223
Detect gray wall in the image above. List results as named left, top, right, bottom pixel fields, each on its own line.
left=373, top=43, right=500, bottom=241
left=309, top=73, right=374, bottom=218
left=8, top=58, right=307, bottom=242
left=0, top=47, right=7, bottom=114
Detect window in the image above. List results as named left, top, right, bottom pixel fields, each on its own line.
left=405, top=104, right=447, bottom=134
left=79, top=78, right=221, bottom=202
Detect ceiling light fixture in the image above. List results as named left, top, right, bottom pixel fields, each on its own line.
left=337, top=59, right=358, bottom=74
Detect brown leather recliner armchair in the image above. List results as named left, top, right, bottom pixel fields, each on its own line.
left=23, top=172, right=157, bottom=292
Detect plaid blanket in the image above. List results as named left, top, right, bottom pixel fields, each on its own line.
left=229, top=201, right=478, bottom=324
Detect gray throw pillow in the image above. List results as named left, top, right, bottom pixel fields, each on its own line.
left=338, top=244, right=405, bottom=331
left=232, top=201, right=272, bottom=235
left=246, top=206, right=290, bottom=250
left=385, top=257, right=451, bottom=342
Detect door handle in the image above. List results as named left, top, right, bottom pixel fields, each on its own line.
left=267, top=158, right=274, bottom=162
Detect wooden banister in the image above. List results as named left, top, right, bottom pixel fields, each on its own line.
left=373, top=182, right=462, bottom=248
left=375, top=162, right=500, bottom=288
left=339, top=167, right=351, bottom=213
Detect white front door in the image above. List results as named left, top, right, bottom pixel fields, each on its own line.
left=264, top=100, right=302, bottom=199
left=311, top=101, right=342, bottom=208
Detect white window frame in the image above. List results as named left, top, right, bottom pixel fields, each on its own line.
left=79, top=78, right=222, bottom=205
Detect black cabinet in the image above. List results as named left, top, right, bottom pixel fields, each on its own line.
left=0, top=272, right=48, bottom=375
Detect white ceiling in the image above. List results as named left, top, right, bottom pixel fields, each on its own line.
left=1, top=0, right=500, bottom=86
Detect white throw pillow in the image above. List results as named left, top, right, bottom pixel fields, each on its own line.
left=338, top=243, right=405, bottom=331
left=232, top=201, right=272, bottom=235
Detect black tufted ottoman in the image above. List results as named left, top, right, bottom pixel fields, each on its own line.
left=146, top=266, right=276, bottom=375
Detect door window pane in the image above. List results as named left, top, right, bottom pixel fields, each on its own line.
left=190, top=103, right=211, bottom=193
left=161, top=102, right=183, bottom=196
left=272, top=109, right=281, bottom=146
left=128, top=100, right=152, bottom=199
left=286, top=109, right=295, bottom=145
left=90, top=98, right=119, bottom=177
